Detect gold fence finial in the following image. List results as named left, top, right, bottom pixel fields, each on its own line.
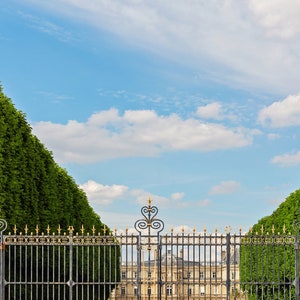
left=13, top=225, right=17, bottom=235
left=57, top=224, right=61, bottom=235
left=225, top=226, right=231, bottom=234
left=35, top=225, right=39, bottom=235
left=47, top=225, right=51, bottom=235
left=68, top=226, right=74, bottom=235
left=148, top=196, right=151, bottom=207
left=24, top=225, right=28, bottom=235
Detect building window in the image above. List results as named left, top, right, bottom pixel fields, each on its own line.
left=121, top=286, right=126, bottom=295
left=133, top=271, right=137, bottom=278
left=200, top=271, right=204, bottom=279
left=231, top=272, right=236, bottom=279
left=148, top=287, right=151, bottom=295
left=188, top=288, right=192, bottom=295
left=214, top=286, right=218, bottom=295
left=134, top=287, right=138, bottom=295
left=148, top=271, right=152, bottom=278
left=187, top=271, right=191, bottom=279
left=200, top=286, right=205, bottom=295
left=121, top=272, right=126, bottom=279
left=166, top=285, right=172, bottom=295
left=212, top=272, right=216, bottom=279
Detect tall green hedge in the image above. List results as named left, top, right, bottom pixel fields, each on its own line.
left=240, top=189, right=300, bottom=298
left=0, top=85, right=107, bottom=233
left=0, top=86, right=120, bottom=299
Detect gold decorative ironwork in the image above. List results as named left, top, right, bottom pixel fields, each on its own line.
left=134, top=197, right=164, bottom=233
left=68, top=226, right=74, bottom=235
left=241, top=235, right=295, bottom=245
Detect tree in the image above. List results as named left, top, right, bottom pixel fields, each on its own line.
left=0, top=85, right=119, bottom=299
left=240, top=189, right=300, bottom=298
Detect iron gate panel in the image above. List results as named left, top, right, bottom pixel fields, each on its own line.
left=0, top=201, right=299, bottom=299
left=2, top=232, right=120, bottom=299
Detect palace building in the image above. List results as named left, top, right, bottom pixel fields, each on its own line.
left=110, top=247, right=245, bottom=299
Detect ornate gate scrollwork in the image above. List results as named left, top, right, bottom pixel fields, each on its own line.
left=134, top=198, right=164, bottom=234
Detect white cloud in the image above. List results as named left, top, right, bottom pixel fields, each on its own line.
left=81, top=181, right=186, bottom=209
left=268, top=198, right=284, bottom=206
left=249, top=0, right=300, bottom=39
left=196, top=199, right=211, bottom=207
left=258, top=94, right=300, bottom=127
left=19, top=11, right=76, bottom=43
left=196, top=103, right=223, bottom=120
left=171, top=192, right=185, bottom=201
left=133, top=190, right=187, bottom=209
left=79, top=180, right=128, bottom=205
left=32, top=108, right=257, bottom=163
left=271, top=150, right=300, bottom=166
left=267, top=133, right=280, bottom=140
left=209, top=181, right=241, bottom=195
left=23, top=0, right=300, bottom=94
left=93, top=210, right=138, bottom=231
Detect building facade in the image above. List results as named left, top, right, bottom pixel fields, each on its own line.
left=111, top=247, right=245, bottom=299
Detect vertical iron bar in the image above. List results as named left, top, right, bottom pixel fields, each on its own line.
left=203, top=231, right=207, bottom=300
left=69, top=231, right=73, bottom=300
left=19, top=243, right=22, bottom=300
left=75, top=241, right=78, bottom=300
left=81, top=243, right=84, bottom=299
left=8, top=244, right=11, bottom=299
left=226, top=231, right=231, bottom=300
left=30, top=241, right=33, bottom=300
left=25, top=242, right=28, bottom=300
left=97, top=241, right=100, bottom=299
left=103, top=242, right=107, bottom=300
left=108, top=242, right=111, bottom=299
left=52, top=244, right=55, bottom=299
left=92, top=243, right=95, bottom=299
left=137, top=234, right=141, bottom=300
left=0, top=219, right=6, bottom=300
left=14, top=242, right=16, bottom=298
left=47, top=243, right=49, bottom=299
left=0, top=243, right=2, bottom=300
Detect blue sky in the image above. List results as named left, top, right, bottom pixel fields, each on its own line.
left=1, top=0, right=300, bottom=234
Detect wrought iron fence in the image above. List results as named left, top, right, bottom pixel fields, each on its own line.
left=0, top=200, right=299, bottom=299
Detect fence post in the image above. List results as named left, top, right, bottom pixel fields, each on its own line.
left=68, top=226, right=74, bottom=300
left=225, top=227, right=231, bottom=300
left=0, top=219, right=7, bottom=300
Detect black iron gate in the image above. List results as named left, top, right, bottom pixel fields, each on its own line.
left=0, top=200, right=299, bottom=299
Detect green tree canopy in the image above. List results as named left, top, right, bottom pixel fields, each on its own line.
left=240, top=189, right=300, bottom=298
left=0, top=85, right=108, bottom=234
